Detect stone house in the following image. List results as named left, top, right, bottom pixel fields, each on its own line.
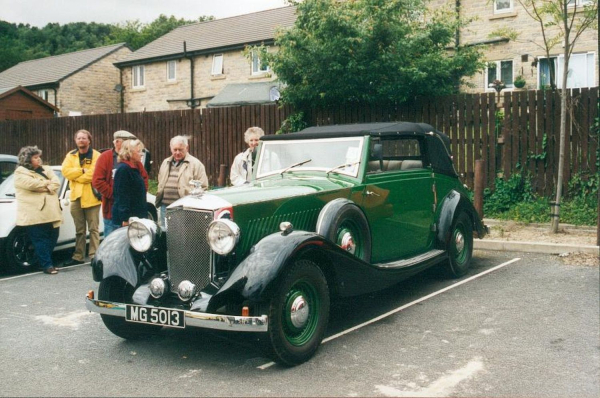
left=115, top=7, right=296, bottom=112
left=0, top=43, right=132, bottom=116
left=431, top=0, right=598, bottom=92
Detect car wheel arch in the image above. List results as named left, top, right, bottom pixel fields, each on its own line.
left=316, top=198, right=372, bottom=263
left=436, top=190, right=482, bottom=248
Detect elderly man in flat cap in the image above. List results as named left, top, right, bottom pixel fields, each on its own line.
left=93, top=130, right=148, bottom=237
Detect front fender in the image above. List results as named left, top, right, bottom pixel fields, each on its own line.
left=209, top=230, right=330, bottom=310
left=91, top=228, right=139, bottom=286
left=437, top=190, right=486, bottom=247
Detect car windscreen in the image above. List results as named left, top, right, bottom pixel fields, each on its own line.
left=256, top=137, right=365, bottom=178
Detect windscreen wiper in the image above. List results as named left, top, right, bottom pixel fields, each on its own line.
left=280, top=159, right=312, bottom=176
left=326, top=161, right=360, bottom=175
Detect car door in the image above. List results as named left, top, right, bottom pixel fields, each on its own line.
left=360, top=137, right=434, bottom=263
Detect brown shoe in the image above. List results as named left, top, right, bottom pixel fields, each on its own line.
left=43, top=267, right=58, bottom=275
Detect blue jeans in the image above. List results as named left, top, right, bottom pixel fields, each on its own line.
left=26, top=223, right=59, bottom=270
left=103, top=218, right=117, bottom=237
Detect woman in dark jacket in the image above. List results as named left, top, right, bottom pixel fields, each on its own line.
left=112, top=139, right=147, bottom=227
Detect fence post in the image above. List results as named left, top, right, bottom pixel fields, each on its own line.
left=474, top=159, right=485, bottom=221
left=217, top=164, right=228, bottom=187
left=596, top=187, right=599, bottom=254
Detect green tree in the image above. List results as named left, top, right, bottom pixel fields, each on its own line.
left=0, top=14, right=213, bottom=73
left=259, top=0, right=484, bottom=108
left=107, top=14, right=213, bottom=50
left=492, top=0, right=597, bottom=232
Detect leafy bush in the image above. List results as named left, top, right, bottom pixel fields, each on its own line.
left=483, top=172, right=535, bottom=214
left=483, top=171, right=598, bottom=226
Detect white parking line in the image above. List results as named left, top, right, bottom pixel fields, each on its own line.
left=0, top=261, right=90, bottom=281
left=257, top=257, right=521, bottom=370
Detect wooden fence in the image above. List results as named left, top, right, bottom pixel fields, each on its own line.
left=0, top=88, right=597, bottom=196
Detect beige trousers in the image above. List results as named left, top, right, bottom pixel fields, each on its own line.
left=70, top=200, right=100, bottom=261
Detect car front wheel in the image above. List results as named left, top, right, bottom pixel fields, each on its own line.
left=98, top=276, right=156, bottom=339
left=264, top=259, right=330, bottom=366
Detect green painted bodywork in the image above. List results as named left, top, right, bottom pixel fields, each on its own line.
left=203, top=135, right=467, bottom=265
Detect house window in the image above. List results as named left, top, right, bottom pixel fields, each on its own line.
left=251, top=51, right=269, bottom=75
left=487, top=60, right=514, bottom=90
left=37, top=90, right=49, bottom=101
left=567, top=0, right=592, bottom=6
left=132, top=65, right=145, bottom=88
left=539, top=52, right=595, bottom=89
left=167, top=61, right=176, bottom=82
left=494, top=0, right=513, bottom=13
left=212, top=54, right=224, bottom=75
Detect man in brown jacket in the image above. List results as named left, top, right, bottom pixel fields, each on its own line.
left=155, top=135, right=208, bottom=228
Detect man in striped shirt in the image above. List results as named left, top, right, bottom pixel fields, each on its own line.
left=155, top=135, right=208, bottom=229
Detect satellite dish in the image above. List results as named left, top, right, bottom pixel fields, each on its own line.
left=269, top=86, right=280, bottom=102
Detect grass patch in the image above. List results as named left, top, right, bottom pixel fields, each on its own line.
left=148, top=179, right=158, bottom=195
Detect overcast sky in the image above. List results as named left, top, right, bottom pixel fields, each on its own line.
left=0, top=0, right=290, bottom=27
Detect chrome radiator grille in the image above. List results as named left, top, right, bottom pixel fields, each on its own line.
left=166, top=208, right=213, bottom=291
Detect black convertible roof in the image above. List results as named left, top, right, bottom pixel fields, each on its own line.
left=262, top=122, right=445, bottom=140
left=262, top=122, right=457, bottom=177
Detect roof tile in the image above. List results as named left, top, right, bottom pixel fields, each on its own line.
left=0, top=43, right=129, bottom=88
left=118, top=6, right=296, bottom=64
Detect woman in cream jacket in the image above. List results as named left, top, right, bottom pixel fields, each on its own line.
left=14, top=146, right=62, bottom=274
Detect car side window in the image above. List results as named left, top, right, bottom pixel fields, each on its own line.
left=367, top=138, right=425, bottom=174
left=0, top=161, right=17, bottom=184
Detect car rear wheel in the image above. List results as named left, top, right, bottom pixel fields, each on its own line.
left=317, top=199, right=371, bottom=262
left=443, top=212, right=473, bottom=278
left=98, top=276, right=155, bottom=339
left=4, top=228, right=37, bottom=273
left=264, top=259, right=330, bottom=366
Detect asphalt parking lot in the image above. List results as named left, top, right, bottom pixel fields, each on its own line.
left=0, top=250, right=598, bottom=397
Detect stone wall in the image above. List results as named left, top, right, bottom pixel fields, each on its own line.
left=123, top=48, right=275, bottom=112
left=58, top=46, right=131, bottom=115
left=430, top=0, right=598, bottom=92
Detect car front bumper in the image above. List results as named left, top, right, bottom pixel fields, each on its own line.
left=85, top=298, right=269, bottom=332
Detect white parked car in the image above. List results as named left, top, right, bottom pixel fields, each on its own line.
left=0, top=166, right=157, bottom=273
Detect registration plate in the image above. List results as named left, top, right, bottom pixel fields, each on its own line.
left=125, top=305, right=185, bottom=328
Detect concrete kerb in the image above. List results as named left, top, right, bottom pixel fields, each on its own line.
left=476, top=219, right=599, bottom=255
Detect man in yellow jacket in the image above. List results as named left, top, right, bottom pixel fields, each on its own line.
left=61, top=129, right=101, bottom=265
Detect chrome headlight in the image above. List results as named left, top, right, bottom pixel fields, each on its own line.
left=149, top=277, right=169, bottom=299
left=127, top=217, right=159, bottom=252
left=207, top=219, right=240, bottom=255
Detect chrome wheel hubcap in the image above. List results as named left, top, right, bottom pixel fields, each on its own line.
left=455, top=231, right=465, bottom=253
left=289, top=295, right=310, bottom=329
left=340, top=232, right=356, bottom=255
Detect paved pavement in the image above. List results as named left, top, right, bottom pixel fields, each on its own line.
left=476, top=219, right=599, bottom=255
left=0, top=251, right=597, bottom=397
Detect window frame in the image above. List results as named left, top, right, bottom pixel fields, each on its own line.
left=494, top=0, right=514, bottom=13
left=538, top=52, right=596, bottom=89
left=37, top=90, right=49, bottom=101
left=485, top=60, right=515, bottom=91
left=211, top=54, right=224, bottom=75
left=251, top=51, right=269, bottom=75
left=166, top=60, right=177, bottom=82
left=132, top=65, right=145, bottom=88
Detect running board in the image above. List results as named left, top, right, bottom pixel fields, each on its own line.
left=374, top=249, right=445, bottom=269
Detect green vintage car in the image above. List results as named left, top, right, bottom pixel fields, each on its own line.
left=86, top=122, right=486, bottom=365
